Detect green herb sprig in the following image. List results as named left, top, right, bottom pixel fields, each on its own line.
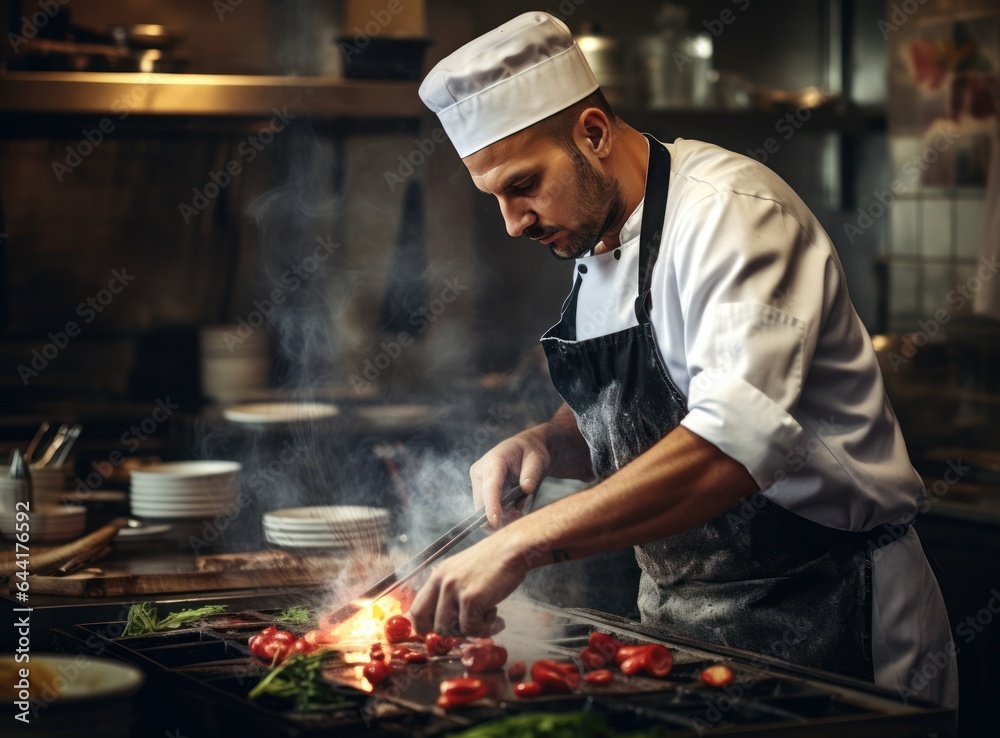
left=273, top=605, right=313, bottom=624
left=248, top=650, right=344, bottom=712
left=123, top=602, right=227, bottom=637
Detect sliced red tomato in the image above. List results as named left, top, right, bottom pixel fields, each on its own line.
left=530, top=660, right=580, bottom=693
left=513, top=680, right=543, bottom=697
left=588, top=631, right=625, bottom=660
left=384, top=615, right=413, bottom=644
left=402, top=650, right=427, bottom=664
left=701, top=664, right=734, bottom=687
left=437, top=676, right=489, bottom=710
left=614, top=645, right=649, bottom=664
left=583, top=669, right=613, bottom=685
left=363, top=659, right=392, bottom=686
left=425, top=631, right=455, bottom=655
left=579, top=647, right=607, bottom=669
left=507, top=660, right=526, bottom=680
left=460, top=638, right=508, bottom=673
left=619, top=644, right=672, bottom=678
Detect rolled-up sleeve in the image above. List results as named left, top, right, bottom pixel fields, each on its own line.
left=671, top=191, right=832, bottom=489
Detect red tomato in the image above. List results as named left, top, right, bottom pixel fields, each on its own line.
left=619, top=644, right=672, bottom=678
left=513, top=680, right=543, bottom=697
left=583, top=669, right=613, bottom=685
left=507, top=660, right=526, bottom=680
left=579, top=647, right=607, bottom=669
left=701, top=664, right=734, bottom=687
left=384, top=615, right=413, bottom=644
left=614, top=645, right=648, bottom=664
left=293, top=636, right=318, bottom=655
left=363, top=659, right=392, bottom=686
left=460, top=638, right=508, bottom=673
left=425, top=632, right=454, bottom=656
left=248, top=626, right=296, bottom=663
left=530, top=660, right=579, bottom=693
left=588, top=631, right=625, bottom=661
left=436, top=677, right=489, bottom=710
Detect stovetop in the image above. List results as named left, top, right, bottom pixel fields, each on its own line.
left=52, top=596, right=955, bottom=738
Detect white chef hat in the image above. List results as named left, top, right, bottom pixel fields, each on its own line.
left=419, top=11, right=599, bottom=158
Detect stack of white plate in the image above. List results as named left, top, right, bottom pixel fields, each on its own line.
left=263, top=506, right=390, bottom=550
left=130, top=461, right=241, bottom=519
left=200, top=326, right=270, bottom=403
left=0, top=504, right=86, bottom=543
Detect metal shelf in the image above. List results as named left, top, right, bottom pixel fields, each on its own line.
left=0, top=71, right=423, bottom=119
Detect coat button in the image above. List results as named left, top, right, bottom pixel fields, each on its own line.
left=614, top=249, right=622, bottom=260
left=578, top=264, right=588, bottom=274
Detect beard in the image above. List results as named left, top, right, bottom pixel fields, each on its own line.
left=525, top=144, right=626, bottom=260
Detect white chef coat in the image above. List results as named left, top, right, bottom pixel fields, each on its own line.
left=570, top=137, right=957, bottom=707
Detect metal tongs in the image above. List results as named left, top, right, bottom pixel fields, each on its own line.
left=330, top=485, right=528, bottom=623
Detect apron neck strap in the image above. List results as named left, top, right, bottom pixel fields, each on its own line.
left=634, top=134, right=672, bottom=325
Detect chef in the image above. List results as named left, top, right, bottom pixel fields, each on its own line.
left=410, top=11, right=957, bottom=706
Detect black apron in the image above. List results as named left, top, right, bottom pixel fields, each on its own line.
left=539, top=135, right=908, bottom=681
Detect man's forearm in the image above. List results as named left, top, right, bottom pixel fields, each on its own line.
left=496, top=425, right=759, bottom=571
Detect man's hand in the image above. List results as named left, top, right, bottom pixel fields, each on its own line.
left=471, top=403, right=593, bottom=530
left=408, top=531, right=529, bottom=637
left=470, top=428, right=551, bottom=529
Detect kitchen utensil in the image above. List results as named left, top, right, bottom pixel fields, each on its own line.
left=327, top=486, right=527, bottom=624
left=8, top=449, right=32, bottom=509
left=25, top=421, right=51, bottom=463
left=35, top=423, right=69, bottom=467
left=51, top=423, right=82, bottom=466
left=0, top=517, right=128, bottom=577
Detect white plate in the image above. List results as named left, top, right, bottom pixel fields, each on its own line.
left=264, top=533, right=351, bottom=550
left=130, top=461, right=241, bottom=480
left=116, top=523, right=173, bottom=543
left=131, top=502, right=235, bottom=514
left=264, top=506, right=389, bottom=525
left=130, top=489, right=236, bottom=500
left=0, top=654, right=144, bottom=704
left=353, top=404, right=443, bottom=428
left=222, top=402, right=340, bottom=424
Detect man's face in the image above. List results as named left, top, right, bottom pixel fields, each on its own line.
left=464, top=125, right=624, bottom=260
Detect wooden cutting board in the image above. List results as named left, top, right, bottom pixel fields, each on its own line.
left=21, top=550, right=343, bottom=597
